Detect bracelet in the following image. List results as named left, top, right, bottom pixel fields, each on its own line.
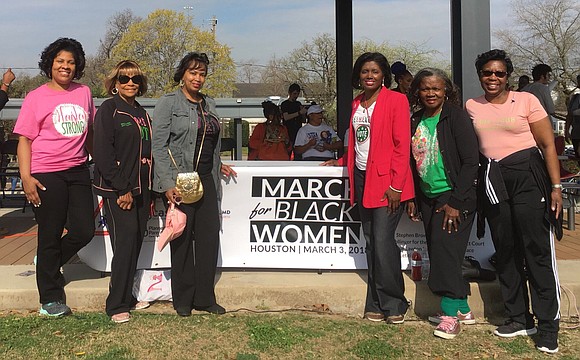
left=552, top=184, right=563, bottom=189
left=2, top=82, right=10, bottom=87
left=389, top=185, right=402, bottom=193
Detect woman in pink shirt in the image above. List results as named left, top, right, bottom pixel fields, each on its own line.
left=465, top=49, right=562, bottom=354
left=14, top=38, right=95, bottom=318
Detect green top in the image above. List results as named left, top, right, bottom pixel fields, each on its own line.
left=411, top=113, right=452, bottom=197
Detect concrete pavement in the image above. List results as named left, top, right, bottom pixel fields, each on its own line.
left=2, top=261, right=579, bottom=323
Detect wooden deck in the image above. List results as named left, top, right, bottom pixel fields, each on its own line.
left=1, top=208, right=580, bottom=266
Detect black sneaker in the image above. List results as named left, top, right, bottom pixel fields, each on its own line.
left=493, top=320, right=537, bottom=338
left=39, top=301, right=71, bottom=317
left=536, top=331, right=558, bottom=354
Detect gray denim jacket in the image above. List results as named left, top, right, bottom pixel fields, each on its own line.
left=151, top=89, right=222, bottom=199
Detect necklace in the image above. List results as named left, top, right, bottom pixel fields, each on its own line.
left=362, top=90, right=379, bottom=121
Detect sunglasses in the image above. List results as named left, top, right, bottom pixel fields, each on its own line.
left=118, top=75, right=143, bottom=85
left=480, top=70, right=508, bottom=78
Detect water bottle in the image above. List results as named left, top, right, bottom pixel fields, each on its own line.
left=411, top=249, right=422, bottom=281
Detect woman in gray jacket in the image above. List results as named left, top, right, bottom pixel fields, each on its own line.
left=152, top=52, right=236, bottom=316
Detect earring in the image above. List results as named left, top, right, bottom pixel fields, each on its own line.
left=179, top=80, right=184, bottom=87
left=112, top=88, right=118, bottom=95
left=381, top=78, right=385, bottom=87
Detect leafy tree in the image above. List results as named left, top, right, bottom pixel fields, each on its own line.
left=495, top=0, right=580, bottom=103
left=110, top=9, right=236, bottom=98
left=7, top=73, right=46, bottom=98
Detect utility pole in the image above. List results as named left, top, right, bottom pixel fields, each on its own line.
left=209, top=16, right=218, bottom=37
left=183, top=5, right=194, bottom=21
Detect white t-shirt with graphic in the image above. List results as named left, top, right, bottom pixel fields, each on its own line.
left=294, top=123, right=338, bottom=159
left=353, top=102, right=374, bottom=170
left=14, top=83, right=95, bottom=173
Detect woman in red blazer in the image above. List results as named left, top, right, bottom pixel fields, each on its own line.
left=324, top=52, right=414, bottom=323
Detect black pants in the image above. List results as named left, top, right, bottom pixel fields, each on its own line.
left=103, top=186, right=151, bottom=316
left=170, top=174, right=220, bottom=311
left=33, top=165, right=95, bottom=304
left=485, top=166, right=560, bottom=333
left=354, top=167, right=409, bottom=316
left=418, top=191, right=473, bottom=299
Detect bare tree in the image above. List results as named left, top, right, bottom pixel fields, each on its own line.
left=98, top=9, right=141, bottom=60
left=495, top=0, right=580, bottom=100
left=259, top=35, right=447, bottom=127
left=354, top=39, right=447, bottom=74
left=79, top=10, right=141, bottom=97
left=237, top=59, right=261, bottom=83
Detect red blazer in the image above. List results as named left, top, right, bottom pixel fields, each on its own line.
left=338, top=87, right=414, bottom=208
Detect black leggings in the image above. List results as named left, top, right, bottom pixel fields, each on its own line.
left=33, top=165, right=95, bottom=304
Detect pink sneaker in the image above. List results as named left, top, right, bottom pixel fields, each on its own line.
left=429, top=311, right=475, bottom=325
left=433, top=316, right=461, bottom=339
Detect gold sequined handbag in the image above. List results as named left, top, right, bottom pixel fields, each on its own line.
left=168, top=109, right=207, bottom=204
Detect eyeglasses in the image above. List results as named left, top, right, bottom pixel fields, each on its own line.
left=118, top=75, right=143, bottom=85
left=480, top=70, right=508, bottom=78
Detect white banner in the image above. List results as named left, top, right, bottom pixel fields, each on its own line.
left=78, top=162, right=495, bottom=271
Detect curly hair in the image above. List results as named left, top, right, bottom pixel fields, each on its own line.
left=474, top=49, right=514, bottom=77
left=38, top=38, right=86, bottom=80
left=104, top=60, right=148, bottom=96
left=173, top=52, right=209, bottom=84
left=351, top=52, right=392, bottom=90
left=409, top=67, right=461, bottom=108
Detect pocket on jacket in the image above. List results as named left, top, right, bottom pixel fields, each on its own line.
left=171, top=111, right=191, bottom=133
left=376, top=162, right=391, bottom=176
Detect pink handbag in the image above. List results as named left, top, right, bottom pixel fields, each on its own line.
left=157, top=203, right=187, bottom=252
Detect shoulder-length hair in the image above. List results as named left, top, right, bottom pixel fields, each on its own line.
left=351, top=52, right=392, bottom=90
left=104, top=60, right=148, bottom=96
left=173, top=52, right=210, bottom=84
left=38, top=38, right=86, bottom=80
left=409, top=67, right=461, bottom=108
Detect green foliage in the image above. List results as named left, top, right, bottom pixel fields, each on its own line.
left=110, top=9, right=236, bottom=98
left=224, top=119, right=249, bottom=147
left=6, top=73, right=46, bottom=98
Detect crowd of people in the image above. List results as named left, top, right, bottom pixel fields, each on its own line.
left=2, top=36, right=573, bottom=354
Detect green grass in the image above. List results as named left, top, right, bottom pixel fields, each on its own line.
left=496, top=336, right=534, bottom=355
left=246, top=316, right=323, bottom=351
left=0, top=311, right=578, bottom=359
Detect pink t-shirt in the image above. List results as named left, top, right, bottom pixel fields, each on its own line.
left=14, top=82, right=95, bottom=173
left=465, top=91, right=547, bottom=161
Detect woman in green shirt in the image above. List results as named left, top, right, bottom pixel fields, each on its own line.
left=407, top=68, right=479, bottom=340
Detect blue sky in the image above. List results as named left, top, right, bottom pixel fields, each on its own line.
left=0, top=0, right=511, bottom=76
